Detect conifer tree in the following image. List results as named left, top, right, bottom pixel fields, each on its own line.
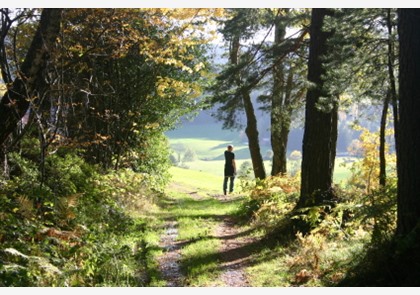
left=297, top=8, right=338, bottom=220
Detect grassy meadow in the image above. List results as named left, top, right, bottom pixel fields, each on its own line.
left=165, top=122, right=356, bottom=186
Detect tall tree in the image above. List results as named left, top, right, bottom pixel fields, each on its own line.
left=297, top=9, right=338, bottom=214
left=383, top=8, right=399, bottom=186
left=211, top=8, right=267, bottom=180
left=267, top=9, right=308, bottom=176
left=210, top=9, right=308, bottom=179
left=270, top=13, right=289, bottom=176
left=0, top=9, right=63, bottom=146
left=323, top=9, right=399, bottom=188
left=331, top=9, right=398, bottom=188
left=57, top=8, right=219, bottom=170
left=396, top=8, right=420, bottom=237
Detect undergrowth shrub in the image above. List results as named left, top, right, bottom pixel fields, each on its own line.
left=288, top=179, right=397, bottom=286
left=237, top=174, right=300, bottom=232
left=124, top=132, right=172, bottom=192
left=97, top=168, right=159, bottom=214
left=0, top=148, right=159, bottom=286
left=237, top=161, right=398, bottom=286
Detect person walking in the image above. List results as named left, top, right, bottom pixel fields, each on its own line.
left=223, top=144, right=236, bottom=195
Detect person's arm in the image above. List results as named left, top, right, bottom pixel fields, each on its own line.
left=232, top=158, right=236, bottom=175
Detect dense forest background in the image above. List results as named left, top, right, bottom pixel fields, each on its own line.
left=1, top=8, right=420, bottom=287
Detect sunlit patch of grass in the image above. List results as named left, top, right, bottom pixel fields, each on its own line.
left=166, top=126, right=355, bottom=183
left=241, top=238, right=362, bottom=287
left=317, top=239, right=367, bottom=286
left=168, top=166, right=223, bottom=195
left=243, top=232, right=369, bottom=287
left=164, top=174, right=247, bottom=286
left=180, top=237, right=221, bottom=286
left=160, top=183, right=247, bottom=286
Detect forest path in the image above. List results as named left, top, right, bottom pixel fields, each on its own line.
left=157, top=181, right=258, bottom=287
left=213, top=210, right=253, bottom=287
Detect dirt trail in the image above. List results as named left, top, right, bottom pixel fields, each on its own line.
left=157, top=184, right=255, bottom=287
left=214, top=214, right=253, bottom=287
left=157, top=220, right=183, bottom=286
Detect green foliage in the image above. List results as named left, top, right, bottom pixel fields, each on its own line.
left=96, top=168, right=158, bottom=214
left=126, top=132, right=172, bottom=192
left=6, top=152, right=45, bottom=197
left=238, top=160, right=253, bottom=180
left=57, top=9, right=212, bottom=170
left=345, top=125, right=396, bottom=194
left=323, top=8, right=398, bottom=110
left=237, top=174, right=300, bottom=230
left=0, top=146, right=162, bottom=286
left=234, top=160, right=398, bottom=286
left=183, top=147, right=197, bottom=162
left=351, top=179, right=397, bottom=244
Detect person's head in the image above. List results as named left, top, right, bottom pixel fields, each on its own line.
left=227, top=144, right=233, bottom=151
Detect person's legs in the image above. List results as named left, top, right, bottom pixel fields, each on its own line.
left=229, top=176, right=235, bottom=193
left=223, top=176, right=228, bottom=195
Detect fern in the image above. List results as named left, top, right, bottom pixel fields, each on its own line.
left=4, top=248, right=29, bottom=260
left=16, top=195, right=34, bottom=219
left=56, top=194, right=81, bottom=226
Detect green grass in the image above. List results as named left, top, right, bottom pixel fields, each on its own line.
left=155, top=163, right=374, bottom=287
left=167, top=123, right=273, bottom=161
left=160, top=123, right=399, bottom=287
left=168, top=166, right=224, bottom=194
left=166, top=123, right=355, bottom=183
left=164, top=168, right=368, bottom=287
left=161, top=184, right=246, bottom=286
left=244, top=247, right=293, bottom=286
left=179, top=159, right=271, bottom=177
left=172, top=157, right=354, bottom=185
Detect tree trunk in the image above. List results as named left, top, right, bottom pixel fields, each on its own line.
left=271, top=12, right=288, bottom=176
left=379, top=9, right=399, bottom=188
left=0, top=8, right=63, bottom=146
left=242, top=89, right=266, bottom=180
left=298, top=8, right=338, bottom=209
left=386, top=8, right=399, bottom=167
left=230, top=32, right=266, bottom=180
left=379, top=92, right=390, bottom=187
left=271, top=73, right=284, bottom=176
left=396, top=8, right=420, bottom=236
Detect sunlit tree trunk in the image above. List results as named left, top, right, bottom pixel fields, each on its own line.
left=387, top=9, right=399, bottom=158
left=271, top=13, right=288, bottom=176
left=242, top=89, right=266, bottom=179
left=230, top=34, right=266, bottom=180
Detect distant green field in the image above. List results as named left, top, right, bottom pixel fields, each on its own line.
left=168, top=123, right=252, bottom=160
left=165, top=122, right=355, bottom=184
left=168, top=166, right=223, bottom=194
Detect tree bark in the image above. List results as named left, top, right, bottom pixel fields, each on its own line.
left=230, top=32, right=266, bottom=180
left=379, top=9, right=398, bottom=188
left=298, top=8, right=338, bottom=209
left=0, top=8, right=63, bottom=146
left=396, top=8, right=420, bottom=236
left=379, top=92, right=390, bottom=187
left=271, top=12, right=288, bottom=176
left=387, top=9, right=399, bottom=160
left=242, top=89, right=266, bottom=179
